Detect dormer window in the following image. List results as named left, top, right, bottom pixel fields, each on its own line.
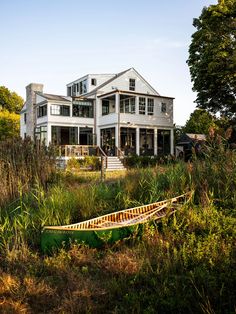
left=129, top=79, right=135, bottom=91
left=91, top=78, right=97, bottom=86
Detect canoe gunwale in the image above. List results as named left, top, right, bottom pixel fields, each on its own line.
left=42, top=192, right=192, bottom=232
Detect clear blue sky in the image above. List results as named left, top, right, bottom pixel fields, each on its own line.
left=0, top=0, right=216, bottom=125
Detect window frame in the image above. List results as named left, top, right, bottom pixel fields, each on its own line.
left=50, top=104, right=70, bottom=116
left=139, top=97, right=146, bottom=115
left=129, top=78, right=136, bottom=91
left=147, top=98, right=154, bottom=115
left=161, top=103, right=167, bottom=113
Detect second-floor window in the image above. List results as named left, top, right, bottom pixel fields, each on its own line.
left=51, top=105, right=70, bottom=116
left=37, top=104, right=47, bottom=118
left=161, top=103, right=167, bottom=113
left=102, top=100, right=109, bottom=115
left=72, top=100, right=93, bottom=118
left=147, top=99, right=154, bottom=115
left=91, top=78, right=97, bottom=86
left=120, top=96, right=135, bottom=114
left=139, top=97, right=146, bottom=115
left=129, top=78, right=135, bottom=91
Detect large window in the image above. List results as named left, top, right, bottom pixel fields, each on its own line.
left=35, top=125, right=47, bottom=143
left=51, top=126, right=78, bottom=145
left=147, top=99, right=154, bottom=115
left=102, top=100, right=110, bottom=116
left=37, top=104, right=47, bottom=118
left=120, top=96, right=135, bottom=114
left=50, top=104, right=70, bottom=116
left=158, top=130, right=171, bottom=155
left=140, top=128, right=154, bottom=155
left=129, top=78, right=135, bottom=91
left=72, top=100, right=93, bottom=118
left=139, top=97, right=146, bottom=115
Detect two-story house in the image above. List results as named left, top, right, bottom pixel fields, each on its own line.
left=20, top=68, right=174, bottom=156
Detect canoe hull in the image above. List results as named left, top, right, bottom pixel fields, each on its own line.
left=41, top=225, right=139, bottom=253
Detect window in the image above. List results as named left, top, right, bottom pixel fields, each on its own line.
left=51, top=105, right=70, bottom=116
left=139, top=97, right=146, bottom=115
left=67, top=86, right=72, bottom=96
left=102, top=100, right=109, bottom=115
left=91, top=78, right=97, bottom=86
left=158, top=130, right=170, bottom=155
left=37, top=104, right=47, bottom=118
left=147, top=99, right=154, bottom=115
left=72, top=100, right=93, bottom=118
left=129, top=78, right=135, bottom=91
left=78, top=80, right=87, bottom=94
left=161, top=103, right=167, bottom=113
left=34, top=125, right=47, bottom=143
left=24, top=113, right=27, bottom=124
left=120, top=96, right=135, bottom=114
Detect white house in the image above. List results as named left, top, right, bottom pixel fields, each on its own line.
left=20, top=68, right=174, bottom=156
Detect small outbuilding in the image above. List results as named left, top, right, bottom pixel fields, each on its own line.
left=176, top=133, right=206, bottom=161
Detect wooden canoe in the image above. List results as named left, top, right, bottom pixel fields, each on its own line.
left=41, top=191, right=192, bottom=253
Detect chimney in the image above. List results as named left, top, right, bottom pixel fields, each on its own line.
left=25, top=83, right=43, bottom=139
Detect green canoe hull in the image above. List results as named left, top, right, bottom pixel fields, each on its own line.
left=41, top=225, right=140, bottom=254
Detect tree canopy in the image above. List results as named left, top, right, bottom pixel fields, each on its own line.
left=184, top=109, right=216, bottom=134
left=187, top=0, right=236, bottom=120
left=0, top=86, right=24, bottom=114
left=0, top=110, right=20, bottom=140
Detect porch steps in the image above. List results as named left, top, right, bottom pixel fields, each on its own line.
left=106, top=156, right=126, bottom=171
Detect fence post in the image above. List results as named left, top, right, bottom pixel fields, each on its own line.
left=101, top=156, right=106, bottom=182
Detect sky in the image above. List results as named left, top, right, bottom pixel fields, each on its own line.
left=0, top=0, right=217, bottom=126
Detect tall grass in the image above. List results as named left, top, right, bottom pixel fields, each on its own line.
left=0, top=136, right=235, bottom=313
left=0, top=137, right=56, bottom=206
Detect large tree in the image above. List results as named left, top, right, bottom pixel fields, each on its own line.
left=0, top=110, right=20, bottom=140
left=184, top=109, right=216, bottom=134
left=187, top=0, right=236, bottom=119
left=0, top=86, right=24, bottom=114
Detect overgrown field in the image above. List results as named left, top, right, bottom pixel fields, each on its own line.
left=0, top=138, right=235, bottom=313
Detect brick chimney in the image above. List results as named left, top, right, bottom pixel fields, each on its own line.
left=25, top=83, right=43, bottom=138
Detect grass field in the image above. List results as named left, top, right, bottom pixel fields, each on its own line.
left=0, top=137, right=235, bottom=313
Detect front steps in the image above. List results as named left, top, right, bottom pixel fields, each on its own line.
left=106, top=156, right=126, bottom=171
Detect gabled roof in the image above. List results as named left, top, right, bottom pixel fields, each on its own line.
left=82, top=67, right=160, bottom=97
left=37, top=93, right=71, bottom=102
left=83, top=68, right=131, bottom=97
left=186, top=133, right=206, bottom=141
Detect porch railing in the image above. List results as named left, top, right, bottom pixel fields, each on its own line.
left=58, top=145, right=99, bottom=158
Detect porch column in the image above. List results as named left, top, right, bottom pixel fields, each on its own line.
left=135, top=96, right=139, bottom=115
left=136, top=127, right=140, bottom=155
left=47, top=123, right=51, bottom=146
left=95, top=97, right=101, bottom=145
left=78, top=127, right=80, bottom=145
left=115, top=92, right=120, bottom=113
left=115, top=92, right=120, bottom=148
left=154, top=128, right=158, bottom=155
left=115, top=125, right=119, bottom=148
left=170, top=128, right=174, bottom=155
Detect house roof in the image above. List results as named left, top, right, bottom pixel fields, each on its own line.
left=80, top=67, right=160, bottom=98
left=186, top=133, right=206, bottom=141
left=96, top=89, right=174, bottom=99
left=83, top=68, right=131, bottom=97
left=37, top=93, right=71, bottom=102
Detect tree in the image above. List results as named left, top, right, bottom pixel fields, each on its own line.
left=0, top=86, right=24, bottom=114
left=187, top=0, right=236, bottom=119
left=184, top=109, right=216, bottom=134
left=0, top=110, right=20, bottom=140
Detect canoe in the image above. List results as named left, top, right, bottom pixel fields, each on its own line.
left=41, top=191, right=192, bottom=253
